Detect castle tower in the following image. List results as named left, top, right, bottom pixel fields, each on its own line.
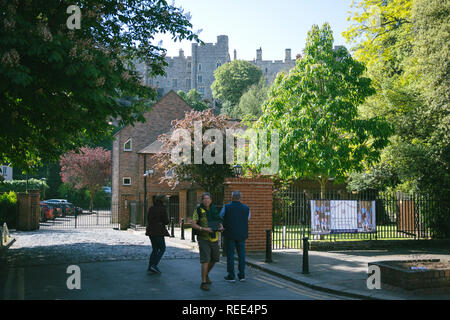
left=256, top=47, right=262, bottom=61
left=285, top=49, right=291, bottom=62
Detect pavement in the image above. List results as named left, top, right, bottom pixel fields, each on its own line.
left=166, top=228, right=450, bottom=300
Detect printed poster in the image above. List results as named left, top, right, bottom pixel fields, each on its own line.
left=310, top=200, right=376, bottom=234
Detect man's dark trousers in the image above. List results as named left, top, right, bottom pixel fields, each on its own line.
left=225, top=238, right=246, bottom=278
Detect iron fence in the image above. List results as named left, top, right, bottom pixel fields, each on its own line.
left=272, top=186, right=449, bottom=249
left=39, top=202, right=120, bottom=229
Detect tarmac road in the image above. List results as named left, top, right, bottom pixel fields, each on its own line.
left=1, top=258, right=350, bottom=300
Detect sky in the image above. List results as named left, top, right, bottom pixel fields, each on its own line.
left=155, top=0, right=355, bottom=61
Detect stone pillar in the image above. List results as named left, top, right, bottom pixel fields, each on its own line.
left=16, top=190, right=40, bottom=231
left=119, top=196, right=133, bottom=230
left=223, top=178, right=273, bottom=252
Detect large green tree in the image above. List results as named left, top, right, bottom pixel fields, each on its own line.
left=344, top=0, right=449, bottom=197
left=211, top=60, right=262, bottom=106
left=223, top=78, right=268, bottom=119
left=177, top=89, right=210, bottom=111
left=256, top=23, right=391, bottom=195
left=0, top=0, right=201, bottom=171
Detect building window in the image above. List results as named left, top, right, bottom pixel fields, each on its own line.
left=167, top=80, right=171, bottom=87
left=198, top=63, right=202, bottom=71
left=216, top=61, right=221, bottom=68
left=124, top=139, right=132, bottom=151
left=197, top=75, right=203, bottom=83
left=173, top=79, right=177, bottom=88
left=198, top=87, right=205, bottom=95
left=186, top=78, right=190, bottom=89
left=123, top=177, right=131, bottom=186
left=187, top=62, right=191, bottom=69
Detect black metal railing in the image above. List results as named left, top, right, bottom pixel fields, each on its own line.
left=272, top=187, right=449, bottom=249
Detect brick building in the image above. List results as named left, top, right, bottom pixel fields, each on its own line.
left=112, top=90, right=204, bottom=230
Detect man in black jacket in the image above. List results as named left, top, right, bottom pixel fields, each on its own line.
left=146, top=195, right=170, bottom=274
left=220, top=190, right=251, bottom=282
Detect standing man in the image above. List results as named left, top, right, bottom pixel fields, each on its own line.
left=191, top=192, right=223, bottom=291
left=220, top=190, right=250, bottom=282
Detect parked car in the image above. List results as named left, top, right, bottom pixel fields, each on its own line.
left=39, top=201, right=55, bottom=221
left=44, top=199, right=74, bottom=216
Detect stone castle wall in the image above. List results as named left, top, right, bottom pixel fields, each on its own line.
left=136, top=35, right=298, bottom=102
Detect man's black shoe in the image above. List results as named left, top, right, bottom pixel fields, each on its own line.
left=224, top=275, right=236, bottom=282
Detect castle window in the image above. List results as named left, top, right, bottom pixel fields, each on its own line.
left=173, top=79, right=178, bottom=88
left=198, top=87, right=205, bottom=95
left=187, top=62, right=192, bottom=69
left=186, top=79, right=190, bottom=89
left=216, top=61, right=221, bottom=68
left=167, top=80, right=171, bottom=87
left=197, top=75, right=203, bottom=83
left=265, top=68, right=268, bottom=74
left=124, top=139, right=132, bottom=152
left=198, top=64, right=202, bottom=71
left=123, top=177, right=131, bottom=186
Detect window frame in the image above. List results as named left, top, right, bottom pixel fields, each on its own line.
left=123, top=177, right=132, bottom=186
left=123, top=139, right=132, bottom=152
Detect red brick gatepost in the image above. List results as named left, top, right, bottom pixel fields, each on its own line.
left=223, top=178, right=273, bottom=252
left=16, top=190, right=40, bottom=231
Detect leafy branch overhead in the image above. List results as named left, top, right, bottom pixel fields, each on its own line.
left=0, top=0, right=202, bottom=170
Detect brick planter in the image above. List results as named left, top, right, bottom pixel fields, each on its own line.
left=369, top=259, right=450, bottom=291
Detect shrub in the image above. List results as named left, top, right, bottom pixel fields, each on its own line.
left=0, top=191, right=18, bottom=228
left=0, top=179, right=48, bottom=196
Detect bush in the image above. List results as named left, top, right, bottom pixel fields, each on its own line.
left=0, top=191, right=18, bottom=228
left=0, top=179, right=48, bottom=196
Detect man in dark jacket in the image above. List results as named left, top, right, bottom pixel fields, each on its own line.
left=220, top=190, right=250, bottom=282
left=146, top=195, right=170, bottom=274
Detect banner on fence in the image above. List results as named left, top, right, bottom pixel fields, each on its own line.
left=310, top=200, right=376, bottom=234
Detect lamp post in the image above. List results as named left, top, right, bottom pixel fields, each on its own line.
left=232, top=164, right=242, bottom=178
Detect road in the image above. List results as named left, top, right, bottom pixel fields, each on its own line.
left=1, top=258, right=349, bottom=300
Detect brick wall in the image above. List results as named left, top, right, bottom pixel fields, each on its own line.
left=223, top=178, right=273, bottom=252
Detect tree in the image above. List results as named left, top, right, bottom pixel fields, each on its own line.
left=0, top=0, right=201, bottom=171
left=211, top=60, right=262, bottom=106
left=60, top=147, right=111, bottom=211
left=152, top=109, right=236, bottom=196
left=236, top=79, right=268, bottom=119
left=343, top=0, right=449, bottom=198
left=256, top=23, right=391, bottom=195
left=177, top=89, right=210, bottom=111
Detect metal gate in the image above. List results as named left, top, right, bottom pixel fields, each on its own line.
left=39, top=203, right=120, bottom=229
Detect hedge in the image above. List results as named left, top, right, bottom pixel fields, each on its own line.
left=0, top=179, right=48, bottom=195
left=0, top=191, right=17, bottom=229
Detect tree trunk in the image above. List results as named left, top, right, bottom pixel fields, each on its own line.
left=319, top=177, right=327, bottom=199
left=89, top=189, right=96, bottom=213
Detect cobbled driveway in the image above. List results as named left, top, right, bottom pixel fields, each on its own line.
left=1, top=228, right=199, bottom=267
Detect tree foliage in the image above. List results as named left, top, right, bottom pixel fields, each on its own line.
left=60, top=147, right=111, bottom=211
left=211, top=60, right=262, bottom=106
left=256, top=23, right=391, bottom=194
left=177, top=89, right=210, bottom=111
left=152, top=109, right=237, bottom=195
left=0, top=0, right=201, bottom=170
left=222, top=79, right=268, bottom=119
left=344, top=0, right=449, bottom=198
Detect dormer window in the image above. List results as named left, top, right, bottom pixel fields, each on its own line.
left=124, top=139, right=132, bottom=151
